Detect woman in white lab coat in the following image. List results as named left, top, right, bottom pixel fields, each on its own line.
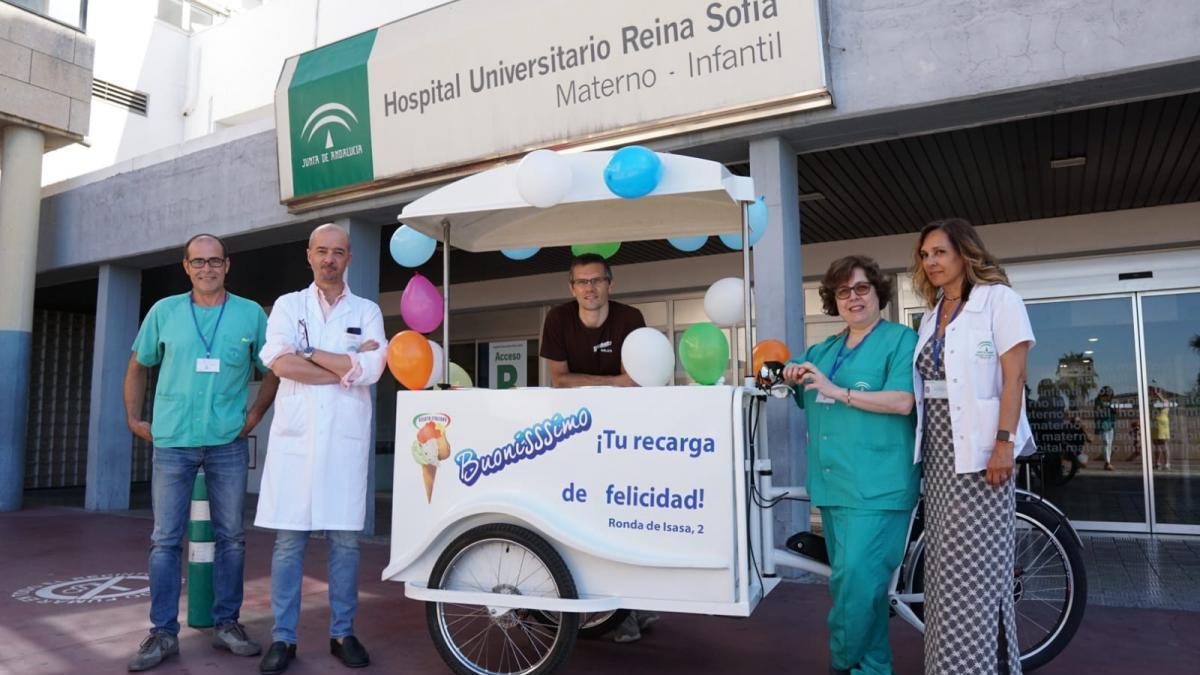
left=910, top=218, right=1035, bottom=675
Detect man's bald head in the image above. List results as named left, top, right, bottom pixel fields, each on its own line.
left=309, top=223, right=351, bottom=251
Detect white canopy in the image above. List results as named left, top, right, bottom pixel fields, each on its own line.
left=397, top=151, right=755, bottom=252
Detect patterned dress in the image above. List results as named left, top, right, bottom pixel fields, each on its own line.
left=918, top=339, right=1021, bottom=675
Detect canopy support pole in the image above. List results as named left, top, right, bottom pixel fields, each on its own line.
left=741, top=201, right=754, bottom=384
left=441, top=218, right=451, bottom=388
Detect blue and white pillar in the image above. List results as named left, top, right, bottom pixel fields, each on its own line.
left=344, top=218, right=381, bottom=536
left=85, top=265, right=142, bottom=511
left=750, top=136, right=809, bottom=539
left=0, top=125, right=45, bottom=512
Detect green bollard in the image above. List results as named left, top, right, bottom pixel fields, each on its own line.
left=187, top=470, right=215, bottom=628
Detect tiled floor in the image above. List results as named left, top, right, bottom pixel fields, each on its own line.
left=1081, top=534, right=1200, bottom=611
left=4, top=505, right=1200, bottom=674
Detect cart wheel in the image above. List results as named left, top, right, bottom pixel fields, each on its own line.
left=426, top=524, right=580, bottom=675
left=578, top=609, right=631, bottom=639
left=533, top=608, right=631, bottom=639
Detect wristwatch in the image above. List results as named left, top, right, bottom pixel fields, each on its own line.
left=995, top=429, right=1012, bottom=442
left=301, top=346, right=315, bottom=360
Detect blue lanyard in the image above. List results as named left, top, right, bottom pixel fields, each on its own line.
left=930, top=296, right=964, bottom=368
left=190, top=292, right=228, bottom=358
left=829, top=320, right=881, bottom=380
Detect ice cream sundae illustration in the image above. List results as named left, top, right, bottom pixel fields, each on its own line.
left=411, top=417, right=451, bottom=502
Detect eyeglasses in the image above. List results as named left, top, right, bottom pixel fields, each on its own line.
left=187, top=257, right=227, bottom=269
left=570, top=277, right=610, bottom=288
left=834, top=282, right=873, bottom=300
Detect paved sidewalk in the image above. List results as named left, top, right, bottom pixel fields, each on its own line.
left=1, top=506, right=1198, bottom=674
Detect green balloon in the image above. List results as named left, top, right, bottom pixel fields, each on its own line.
left=571, top=242, right=621, bottom=259
left=678, top=322, right=729, bottom=385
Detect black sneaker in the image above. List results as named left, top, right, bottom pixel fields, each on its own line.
left=213, top=622, right=261, bottom=656
left=330, top=635, right=370, bottom=668
left=127, top=632, right=179, bottom=672
left=259, top=641, right=296, bottom=675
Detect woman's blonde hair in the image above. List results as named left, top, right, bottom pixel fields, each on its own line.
left=910, top=218, right=1009, bottom=307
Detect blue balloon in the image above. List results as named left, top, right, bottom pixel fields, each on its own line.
left=390, top=225, right=437, bottom=268
left=720, top=197, right=769, bottom=249
left=603, top=146, right=663, bottom=199
left=501, top=247, right=540, bottom=260
left=668, top=235, right=708, bottom=252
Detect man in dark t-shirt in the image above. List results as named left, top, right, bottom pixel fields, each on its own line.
left=538, top=253, right=656, bottom=643
left=540, top=254, right=645, bottom=387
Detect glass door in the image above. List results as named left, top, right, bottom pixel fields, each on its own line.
left=1024, top=295, right=1147, bottom=531
left=1139, top=290, right=1200, bottom=534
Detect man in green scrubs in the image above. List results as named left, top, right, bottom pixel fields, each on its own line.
left=783, top=257, right=919, bottom=675
left=125, top=233, right=279, bottom=671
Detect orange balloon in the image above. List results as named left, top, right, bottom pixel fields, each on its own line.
left=388, top=331, right=434, bottom=391
left=753, top=339, right=792, bottom=381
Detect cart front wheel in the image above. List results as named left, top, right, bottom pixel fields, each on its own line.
left=426, top=524, right=580, bottom=675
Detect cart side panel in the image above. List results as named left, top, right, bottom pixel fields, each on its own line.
left=385, top=387, right=740, bottom=604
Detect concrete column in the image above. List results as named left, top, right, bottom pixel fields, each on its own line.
left=749, top=136, right=809, bottom=541
left=85, top=265, right=142, bottom=511
left=0, top=126, right=46, bottom=512
left=344, top=218, right=381, bottom=536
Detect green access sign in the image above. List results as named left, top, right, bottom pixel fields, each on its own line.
left=287, top=30, right=376, bottom=198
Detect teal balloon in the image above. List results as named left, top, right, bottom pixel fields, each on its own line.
left=502, top=247, right=540, bottom=260
left=720, top=196, right=768, bottom=249
left=603, top=146, right=663, bottom=199
left=668, top=235, right=707, bottom=252
left=571, top=242, right=621, bottom=259
left=390, top=225, right=437, bottom=268
left=678, top=322, right=729, bottom=385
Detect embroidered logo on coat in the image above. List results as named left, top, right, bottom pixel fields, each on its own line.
left=976, top=340, right=996, bottom=359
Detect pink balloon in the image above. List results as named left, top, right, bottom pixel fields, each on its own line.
left=401, top=273, right=444, bottom=333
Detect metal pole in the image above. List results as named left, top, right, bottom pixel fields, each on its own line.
left=741, top=201, right=753, bottom=384
left=441, top=219, right=451, bottom=388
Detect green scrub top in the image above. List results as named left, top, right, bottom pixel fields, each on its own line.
left=132, top=292, right=269, bottom=448
left=792, top=320, right=920, bottom=511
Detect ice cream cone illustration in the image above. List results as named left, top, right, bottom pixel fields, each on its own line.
left=412, top=419, right=451, bottom=502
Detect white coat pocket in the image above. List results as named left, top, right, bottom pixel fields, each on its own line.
left=272, top=394, right=308, bottom=441
left=337, top=395, right=370, bottom=441
left=969, top=329, right=999, bottom=398
left=973, top=398, right=1001, bottom=455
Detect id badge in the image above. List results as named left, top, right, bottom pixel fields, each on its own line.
left=196, top=357, right=221, bottom=373
left=815, top=392, right=836, bottom=405
left=924, top=380, right=948, bottom=399
left=343, top=333, right=363, bottom=353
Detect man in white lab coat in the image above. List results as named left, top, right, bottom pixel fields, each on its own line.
left=254, top=224, right=387, bottom=674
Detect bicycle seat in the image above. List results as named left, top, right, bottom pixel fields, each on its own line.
left=784, top=531, right=829, bottom=565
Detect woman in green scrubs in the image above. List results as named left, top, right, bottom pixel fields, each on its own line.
left=782, top=255, right=920, bottom=675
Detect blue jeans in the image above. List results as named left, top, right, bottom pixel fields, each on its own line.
left=270, top=529, right=360, bottom=643
left=148, top=438, right=248, bottom=635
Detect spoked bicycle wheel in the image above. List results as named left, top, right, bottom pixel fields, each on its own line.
left=1010, top=500, right=1087, bottom=671
left=426, top=524, right=580, bottom=675
left=904, top=499, right=1086, bottom=672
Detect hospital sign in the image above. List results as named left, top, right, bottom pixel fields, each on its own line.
left=275, top=0, right=829, bottom=207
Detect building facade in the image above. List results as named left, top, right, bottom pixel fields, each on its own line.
left=3, top=0, right=1199, bottom=537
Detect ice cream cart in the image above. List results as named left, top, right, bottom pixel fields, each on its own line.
left=381, top=150, right=826, bottom=675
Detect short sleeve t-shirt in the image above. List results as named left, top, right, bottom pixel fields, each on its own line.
left=132, top=292, right=269, bottom=448
left=539, top=301, right=646, bottom=376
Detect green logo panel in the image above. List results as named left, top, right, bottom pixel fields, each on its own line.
left=288, top=30, right=377, bottom=197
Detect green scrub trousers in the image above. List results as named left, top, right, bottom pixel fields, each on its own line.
left=822, top=506, right=911, bottom=674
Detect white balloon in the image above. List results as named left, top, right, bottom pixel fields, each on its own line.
left=621, top=327, right=675, bottom=387
left=425, top=341, right=445, bottom=389
left=516, top=149, right=572, bottom=208
left=704, top=277, right=747, bottom=326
